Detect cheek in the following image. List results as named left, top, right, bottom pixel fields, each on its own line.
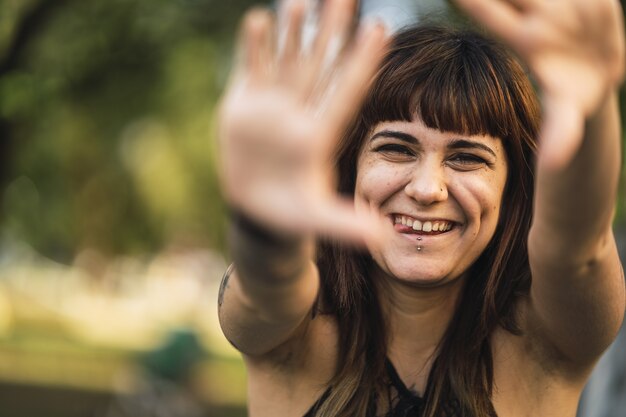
left=355, top=160, right=407, bottom=206
left=451, top=175, right=505, bottom=224
left=486, top=166, right=508, bottom=220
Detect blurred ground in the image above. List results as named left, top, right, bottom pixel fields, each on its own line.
left=0, top=240, right=246, bottom=416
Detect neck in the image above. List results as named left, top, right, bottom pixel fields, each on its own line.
left=374, top=267, right=466, bottom=395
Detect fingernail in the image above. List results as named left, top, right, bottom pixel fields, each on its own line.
left=361, top=17, right=387, bottom=32
left=357, top=17, right=387, bottom=42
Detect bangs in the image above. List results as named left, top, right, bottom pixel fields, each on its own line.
left=338, top=25, right=539, bottom=196
left=361, top=26, right=526, bottom=140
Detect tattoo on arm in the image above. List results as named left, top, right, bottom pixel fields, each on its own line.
left=218, top=264, right=234, bottom=308
left=218, top=264, right=241, bottom=351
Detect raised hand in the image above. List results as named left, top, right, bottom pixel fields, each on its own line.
left=218, top=0, right=388, bottom=243
left=454, top=0, right=625, bottom=169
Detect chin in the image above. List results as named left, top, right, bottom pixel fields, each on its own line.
left=376, top=258, right=462, bottom=288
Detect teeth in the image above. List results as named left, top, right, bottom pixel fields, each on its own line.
left=395, top=216, right=453, bottom=232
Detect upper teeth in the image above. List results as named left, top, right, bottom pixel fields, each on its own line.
left=395, top=216, right=453, bottom=232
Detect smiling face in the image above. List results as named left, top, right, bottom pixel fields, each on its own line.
left=354, top=117, right=508, bottom=286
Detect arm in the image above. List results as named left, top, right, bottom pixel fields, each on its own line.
left=456, top=0, right=626, bottom=369
left=528, top=91, right=624, bottom=367
left=216, top=0, right=387, bottom=357
left=218, top=213, right=319, bottom=356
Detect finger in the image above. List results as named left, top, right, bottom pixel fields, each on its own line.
left=453, top=0, right=526, bottom=45
left=313, top=0, right=352, bottom=66
left=239, top=178, right=384, bottom=247
left=299, top=0, right=356, bottom=97
left=278, top=0, right=307, bottom=75
left=311, top=195, right=386, bottom=247
left=245, top=8, right=276, bottom=84
left=537, top=95, right=585, bottom=171
left=230, top=10, right=253, bottom=80
left=319, top=21, right=388, bottom=150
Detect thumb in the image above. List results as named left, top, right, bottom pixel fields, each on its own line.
left=310, top=195, right=386, bottom=249
left=537, top=95, right=585, bottom=171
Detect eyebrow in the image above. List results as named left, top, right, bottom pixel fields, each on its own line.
left=369, top=130, right=418, bottom=144
left=448, top=139, right=497, bottom=158
left=370, top=130, right=497, bottom=159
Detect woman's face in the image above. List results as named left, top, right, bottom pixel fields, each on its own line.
left=354, top=117, right=508, bottom=286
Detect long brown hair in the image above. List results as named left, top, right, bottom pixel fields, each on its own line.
left=315, top=25, right=540, bottom=417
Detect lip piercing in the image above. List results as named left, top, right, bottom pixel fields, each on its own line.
left=417, top=236, right=422, bottom=251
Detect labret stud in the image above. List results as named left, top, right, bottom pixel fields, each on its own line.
left=417, top=236, right=422, bottom=252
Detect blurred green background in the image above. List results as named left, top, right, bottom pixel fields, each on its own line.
left=0, top=0, right=268, bottom=416
left=0, top=1, right=624, bottom=417
left=0, top=0, right=256, bottom=258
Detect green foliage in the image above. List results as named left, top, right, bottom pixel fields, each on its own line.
left=1, top=0, right=626, bottom=261
left=0, top=0, right=268, bottom=261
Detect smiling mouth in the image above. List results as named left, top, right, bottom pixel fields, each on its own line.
left=393, top=215, right=455, bottom=234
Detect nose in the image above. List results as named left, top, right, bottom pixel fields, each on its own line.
left=404, top=161, right=448, bottom=205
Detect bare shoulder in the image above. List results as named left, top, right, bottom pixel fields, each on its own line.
left=490, top=303, right=593, bottom=417
left=245, top=312, right=339, bottom=417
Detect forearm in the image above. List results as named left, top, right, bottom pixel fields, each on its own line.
left=229, top=211, right=313, bottom=284
left=527, top=90, right=625, bottom=364
left=228, top=214, right=319, bottom=322
left=531, top=91, right=621, bottom=262
left=218, top=213, right=320, bottom=355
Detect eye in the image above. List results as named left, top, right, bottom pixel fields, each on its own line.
left=447, top=153, right=489, bottom=170
left=373, top=143, right=415, bottom=157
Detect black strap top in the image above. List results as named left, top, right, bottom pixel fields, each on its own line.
left=303, top=359, right=462, bottom=417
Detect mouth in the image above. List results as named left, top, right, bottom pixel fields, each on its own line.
left=392, top=214, right=456, bottom=235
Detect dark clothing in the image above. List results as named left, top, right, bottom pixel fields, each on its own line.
left=303, top=359, right=462, bottom=417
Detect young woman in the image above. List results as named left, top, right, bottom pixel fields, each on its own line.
left=217, top=0, right=626, bottom=416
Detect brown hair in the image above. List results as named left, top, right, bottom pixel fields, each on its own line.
left=315, top=25, right=540, bottom=417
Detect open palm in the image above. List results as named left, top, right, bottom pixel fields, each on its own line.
left=455, top=0, right=625, bottom=169
left=218, top=0, right=387, bottom=242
